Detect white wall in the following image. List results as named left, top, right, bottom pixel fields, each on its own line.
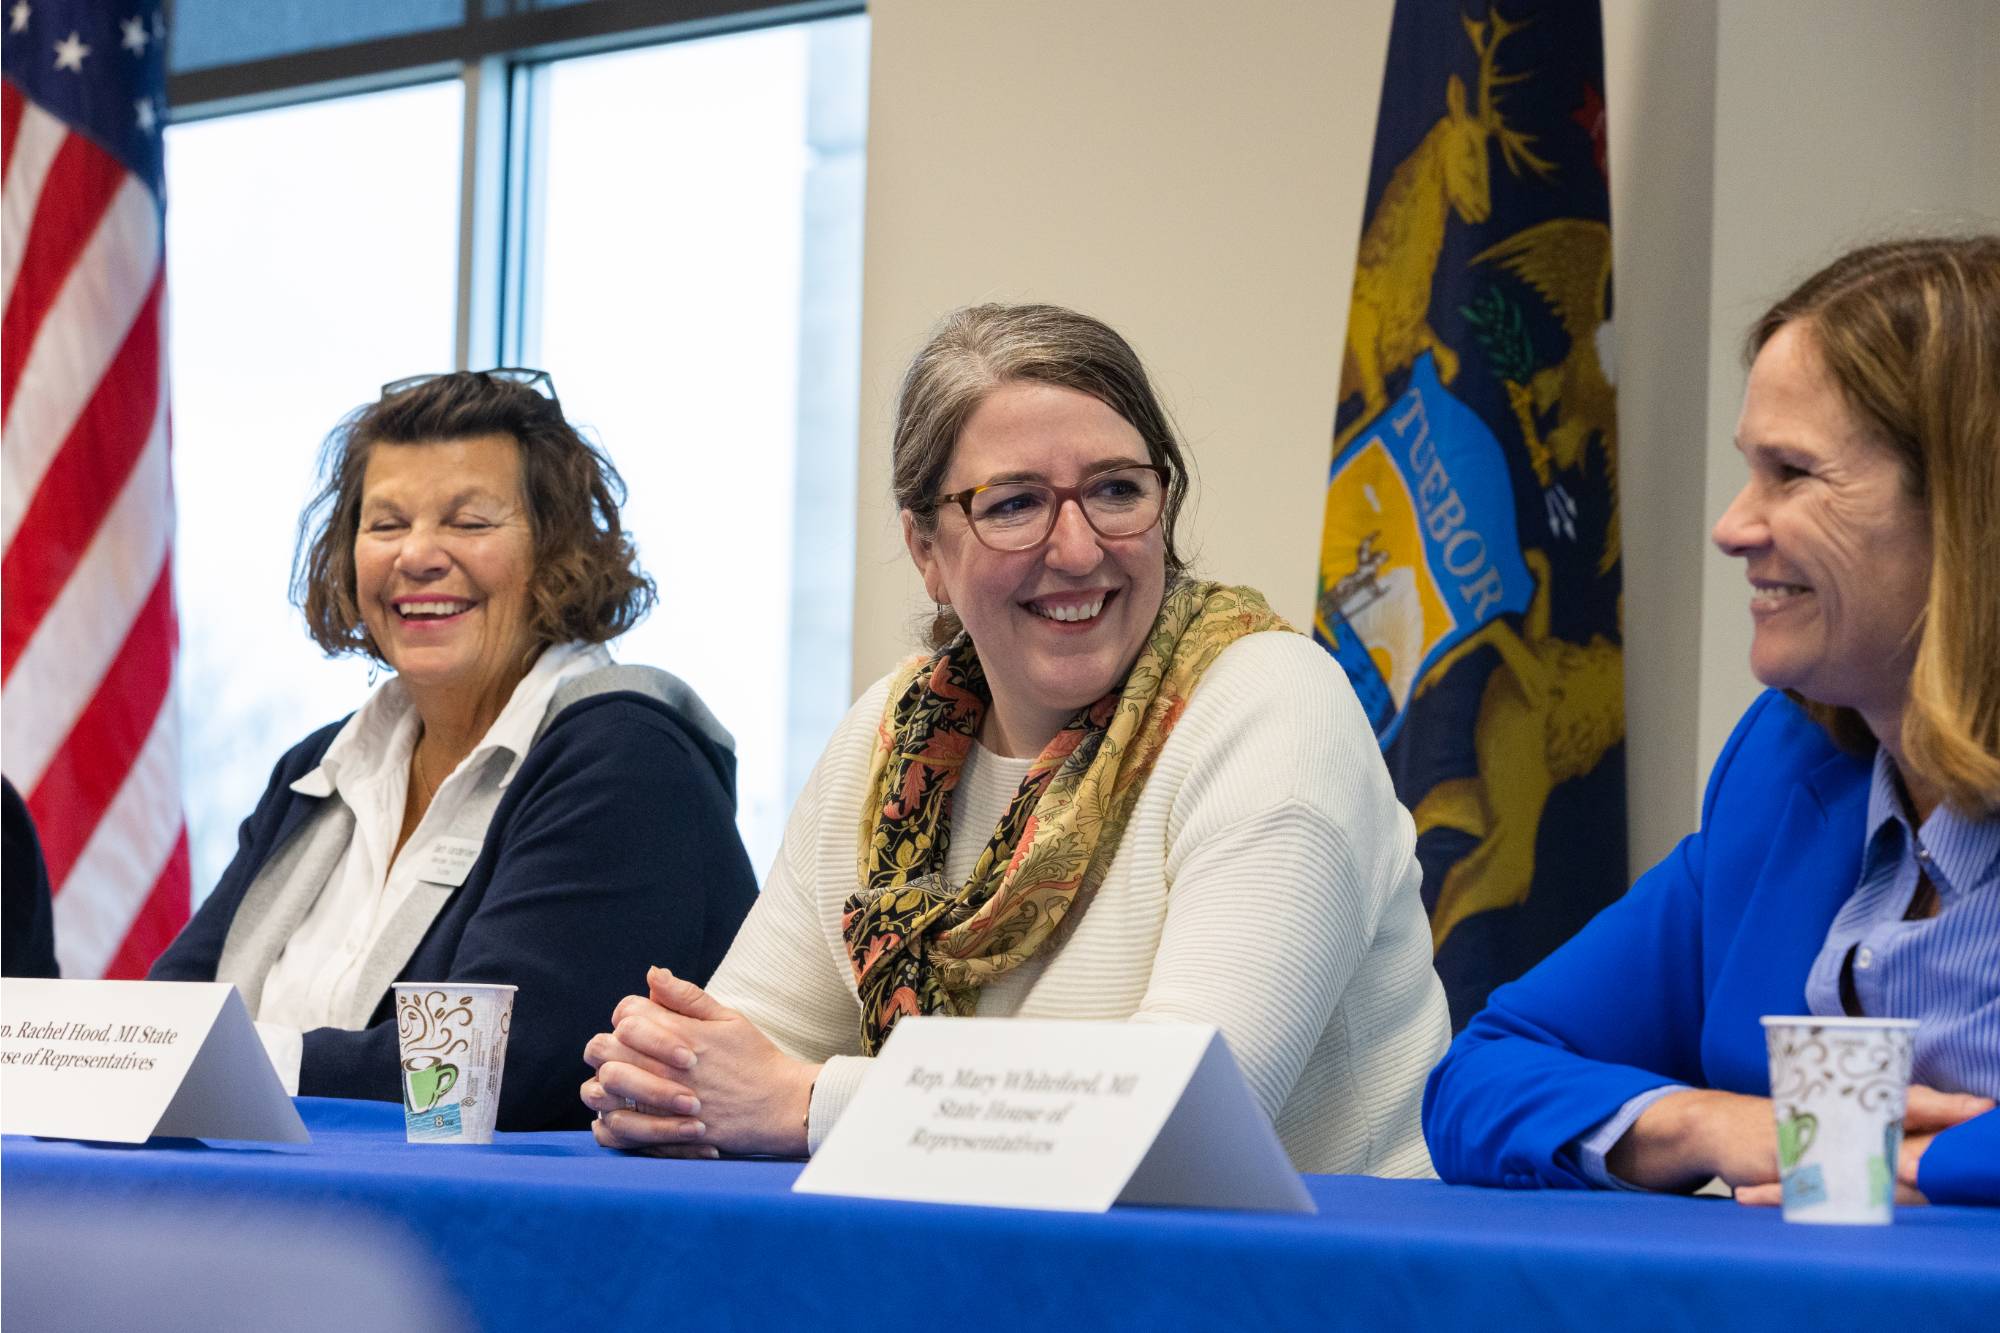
left=853, top=0, right=1391, bottom=660
left=1600, top=0, right=1716, bottom=870
left=1696, top=0, right=2000, bottom=782
left=851, top=0, right=2000, bottom=878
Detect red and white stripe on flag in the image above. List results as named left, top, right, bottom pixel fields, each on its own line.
left=2, top=19, right=188, bottom=978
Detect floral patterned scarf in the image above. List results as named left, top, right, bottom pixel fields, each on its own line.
left=843, top=580, right=1291, bottom=1054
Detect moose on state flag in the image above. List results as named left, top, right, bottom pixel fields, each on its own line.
left=1315, top=0, right=1626, bottom=1026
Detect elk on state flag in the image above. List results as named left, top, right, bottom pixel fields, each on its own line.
left=1315, top=0, right=1625, bottom=1025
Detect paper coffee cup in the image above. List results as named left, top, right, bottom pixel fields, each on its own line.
left=1760, top=1015, right=1917, bottom=1225
left=394, top=983, right=517, bottom=1145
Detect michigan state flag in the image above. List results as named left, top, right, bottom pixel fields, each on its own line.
left=1316, top=0, right=1625, bottom=1026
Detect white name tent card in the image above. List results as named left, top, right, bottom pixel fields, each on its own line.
left=793, top=1017, right=1314, bottom=1215
left=0, top=979, right=309, bottom=1144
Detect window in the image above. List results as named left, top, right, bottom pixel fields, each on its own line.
left=522, top=20, right=866, bottom=872
left=167, top=82, right=463, bottom=896
left=164, top=8, right=866, bottom=897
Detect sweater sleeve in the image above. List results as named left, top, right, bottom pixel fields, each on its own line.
left=704, top=800, right=868, bottom=1074
left=295, top=698, right=758, bottom=1131
left=1421, top=693, right=1784, bottom=1188
left=705, top=682, right=887, bottom=1115
left=1129, top=633, right=1442, bottom=1124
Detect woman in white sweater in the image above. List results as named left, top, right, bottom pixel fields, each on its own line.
left=581, top=304, right=1450, bottom=1174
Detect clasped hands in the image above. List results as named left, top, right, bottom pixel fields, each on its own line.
left=1608, top=1084, right=1994, bottom=1205
left=581, top=967, right=821, bottom=1159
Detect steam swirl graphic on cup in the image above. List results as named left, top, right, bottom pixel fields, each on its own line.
left=1767, top=1033, right=1830, bottom=1106
left=1834, top=1034, right=1909, bottom=1115
left=398, top=989, right=475, bottom=1114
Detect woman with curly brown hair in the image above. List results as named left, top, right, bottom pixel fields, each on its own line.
left=152, top=370, right=757, bottom=1130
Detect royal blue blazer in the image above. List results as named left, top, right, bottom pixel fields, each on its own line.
left=1423, top=690, right=1997, bottom=1206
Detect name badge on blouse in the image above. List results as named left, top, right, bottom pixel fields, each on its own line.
left=421, top=837, right=484, bottom=888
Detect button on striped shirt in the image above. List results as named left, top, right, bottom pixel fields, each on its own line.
left=1804, top=750, right=2000, bottom=1098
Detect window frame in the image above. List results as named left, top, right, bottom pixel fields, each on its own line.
left=162, top=1, right=869, bottom=885
left=165, top=0, right=864, bottom=371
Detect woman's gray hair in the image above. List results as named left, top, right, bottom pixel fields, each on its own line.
left=892, top=303, right=1193, bottom=647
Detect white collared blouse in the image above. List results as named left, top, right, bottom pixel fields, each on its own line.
left=253, top=641, right=611, bottom=1087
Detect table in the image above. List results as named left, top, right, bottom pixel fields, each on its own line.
left=6, top=1098, right=1996, bottom=1331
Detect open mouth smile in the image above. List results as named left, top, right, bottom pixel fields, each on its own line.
left=1748, top=579, right=1810, bottom=612
left=394, top=598, right=475, bottom=622
left=1025, top=590, right=1116, bottom=624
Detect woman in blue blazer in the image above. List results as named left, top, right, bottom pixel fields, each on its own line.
left=1424, top=235, right=2000, bottom=1207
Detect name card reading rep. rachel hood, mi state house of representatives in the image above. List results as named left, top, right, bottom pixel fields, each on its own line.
left=793, top=1018, right=1313, bottom=1214
left=0, top=979, right=308, bottom=1144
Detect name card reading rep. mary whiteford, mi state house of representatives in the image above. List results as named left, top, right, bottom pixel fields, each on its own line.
left=0, top=979, right=307, bottom=1144
left=793, top=1018, right=1313, bottom=1214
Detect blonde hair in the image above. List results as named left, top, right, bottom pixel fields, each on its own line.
left=1748, top=235, right=2000, bottom=813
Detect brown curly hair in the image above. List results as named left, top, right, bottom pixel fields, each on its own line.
left=292, top=371, right=655, bottom=664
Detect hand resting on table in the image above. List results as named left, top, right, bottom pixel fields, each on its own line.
left=1606, top=1084, right=1993, bottom=1205
left=581, top=967, right=822, bottom=1159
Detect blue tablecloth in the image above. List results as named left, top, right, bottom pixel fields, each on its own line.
left=6, top=1097, right=1996, bottom=1331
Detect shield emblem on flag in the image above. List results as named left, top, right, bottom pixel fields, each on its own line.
left=1315, top=352, right=1534, bottom=745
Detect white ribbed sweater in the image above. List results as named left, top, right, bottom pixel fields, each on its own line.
left=707, top=630, right=1450, bottom=1176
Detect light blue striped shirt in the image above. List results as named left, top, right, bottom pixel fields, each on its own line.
left=1573, top=749, right=1999, bottom=1187
left=1802, top=749, right=2000, bottom=1098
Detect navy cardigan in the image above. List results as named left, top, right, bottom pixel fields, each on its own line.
left=1423, top=690, right=1997, bottom=1206
left=152, top=690, right=758, bottom=1131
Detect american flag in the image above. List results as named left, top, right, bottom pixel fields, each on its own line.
left=2, top=0, right=186, bottom=977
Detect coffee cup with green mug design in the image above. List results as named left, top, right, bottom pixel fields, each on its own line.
left=1760, top=1015, right=1917, bottom=1225
left=1775, top=1111, right=1816, bottom=1169
left=402, top=1055, right=459, bottom=1114
left=393, top=982, right=518, bottom=1145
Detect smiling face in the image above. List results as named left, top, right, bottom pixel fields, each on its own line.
left=903, top=381, right=1168, bottom=757
left=354, top=434, right=540, bottom=712
left=1712, top=322, right=1931, bottom=739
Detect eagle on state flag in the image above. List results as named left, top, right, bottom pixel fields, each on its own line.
left=1316, top=0, right=1625, bottom=1026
